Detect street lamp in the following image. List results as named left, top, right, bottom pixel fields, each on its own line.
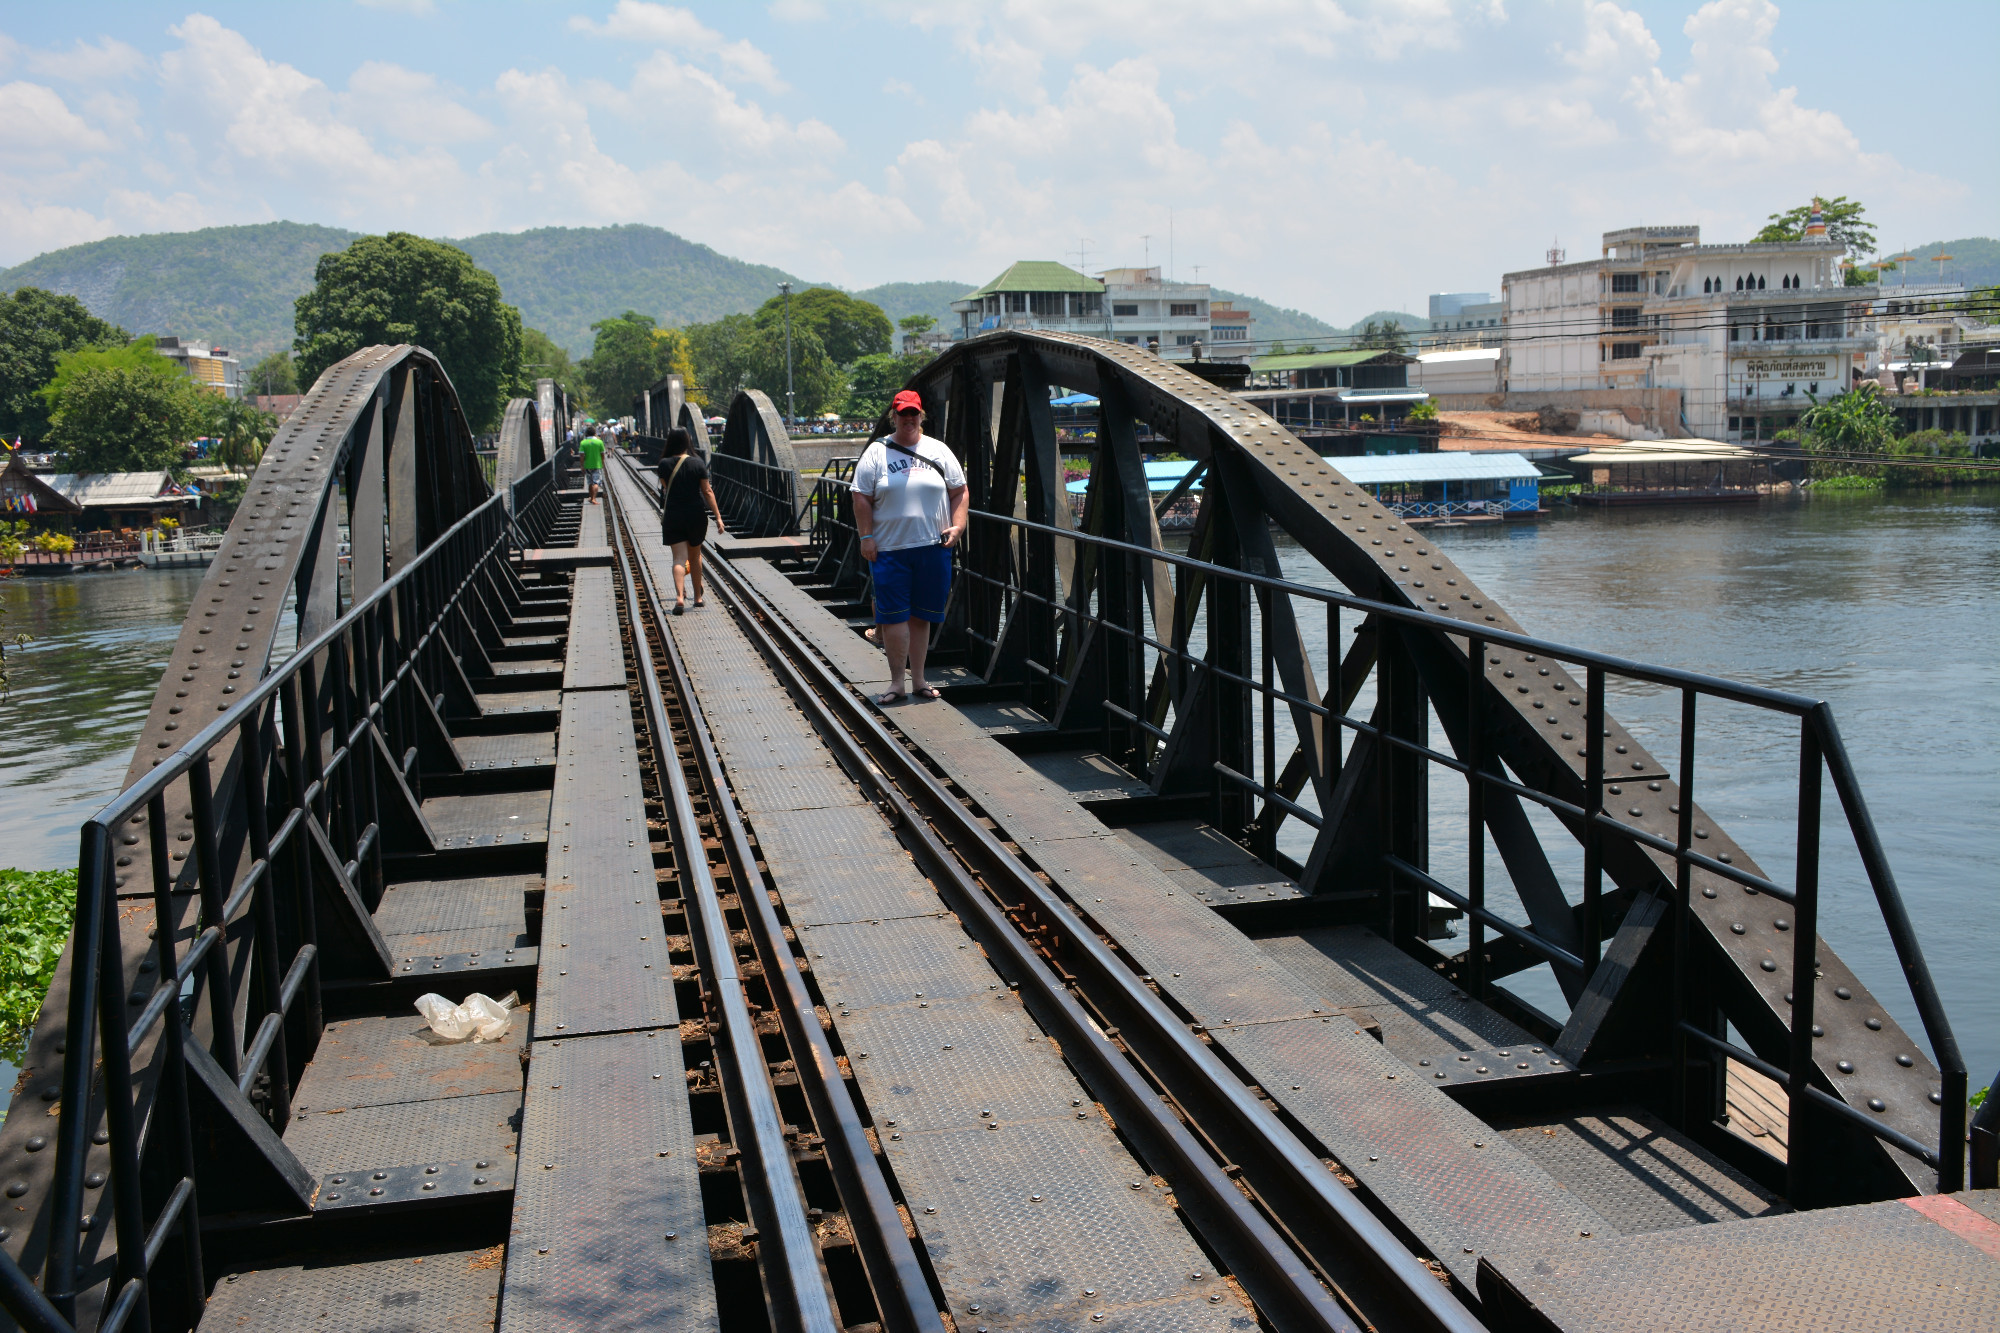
left=778, top=282, right=796, bottom=424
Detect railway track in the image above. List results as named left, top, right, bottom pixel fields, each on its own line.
left=604, top=449, right=1483, bottom=1332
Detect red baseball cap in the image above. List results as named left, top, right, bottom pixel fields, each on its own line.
left=891, top=390, right=924, bottom=413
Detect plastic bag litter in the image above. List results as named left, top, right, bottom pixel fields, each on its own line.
left=415, top=991, right=518, bottom=1043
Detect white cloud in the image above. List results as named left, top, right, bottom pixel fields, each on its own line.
left=0, top=194, right=117, bottom=265
left=343, top=62, right=494, bottom=145
left=354, top=0, right=437, bottom=15
left=0, top=82, right=113, bottom=165
left=25, top=36, right=147, bottom=83
left=572, top=1, right=787, bottom=91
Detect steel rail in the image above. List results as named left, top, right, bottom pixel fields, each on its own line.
left=602, top=480, right=841, bottom=1333
left=610, top=456, right=1367, bottom=1330
left=606, top=464, right=948, bottom=1333
left=663, top=522, right=1479, bottom=1329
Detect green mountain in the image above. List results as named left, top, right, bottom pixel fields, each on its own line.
left=1339, top=309, right=1431, bottom=336
left=0, top=222, right=361, bottom=361
left=1210, top=288, right=1342, bottom=344
left=450, top=225, right=808, bottom=355
left=1888, top=237, right=1998, bottom=290
left=850, top=280, right=974, bottom=331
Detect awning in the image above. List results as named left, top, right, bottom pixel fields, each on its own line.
left=1332, top=452, right=1540, bottom=486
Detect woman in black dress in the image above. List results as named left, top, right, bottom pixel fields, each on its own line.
left=656, top=427, right=725, bottom=614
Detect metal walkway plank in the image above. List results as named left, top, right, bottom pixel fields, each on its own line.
left=1256, top=926, right=1534, bottom=1059
left=727, top=555, right=894, bottom=684
left=539, top=688, right=676, bottom=1039
left=1478, top=1192, right=2000, bottom=1333
left=1495, top=1109, right=1783, bottom=1235
left=796, top=643, right=1613, bottom=1287
left=199, top=1243, right=504, bottom=1331
left=562, top=567, right=626, bottom=690
left=374, top=873, right=535, bottom=957
left=649, top=576, right=1242, bottom=1331
left=500, top=1029, right=717, bottom=1333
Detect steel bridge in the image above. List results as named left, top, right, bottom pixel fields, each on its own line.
left=2, top=333, right=1995, bottom=1333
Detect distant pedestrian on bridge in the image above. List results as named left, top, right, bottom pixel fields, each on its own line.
left=578, top=425, right=606, bottom=505
left=852, top=390, right=967, bottom=704
left=658, top=427, right=725, bottom=615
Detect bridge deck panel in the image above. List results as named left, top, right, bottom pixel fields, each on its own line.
left=374, top=873, right=534, bottom=958
left=198, top=1244, right=503, bottom=1332
left=420, top=789, right=552, bottom=850
left=562, top=567, right=625, bottom=690
left=726, top=555, right=893, bottom=683
left=539, top=687, right=676, bottom=1039
left=1477, top=1193, right=2000, bottom=1332
left=501, top=1029, right=716, bottom=1333
left=1256, top=926, right=1534, bottom=1059
left=738, top=569, right=1612, bottom=1285
left=638, top=541, right=1240, bottom=1329
left=455, top=731, right=559, bottom=772
left=1494, top=1109, right=1783, bottom=1235
left=285, top=1090, right=523, bottom=1181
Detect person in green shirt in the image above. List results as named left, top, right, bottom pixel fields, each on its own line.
left=578, top=430, right=606, bottom=505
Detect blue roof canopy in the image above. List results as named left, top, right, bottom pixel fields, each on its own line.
left=1065, top=453, right=1538, bottom=494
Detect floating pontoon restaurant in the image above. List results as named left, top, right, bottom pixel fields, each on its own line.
left=1066, top=452, right=1542, bottom=527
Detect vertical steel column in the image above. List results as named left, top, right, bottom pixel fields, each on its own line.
left=238, top=711, right=292, bottom=1127
left=1465, top=637, right=1487, bottom=997
left=1260, top=590, right=1276, bottom=859
left=187, top=756, right=240, bottom=1081
left=45, top=826, right=107, bottom=1319
left=1787, top=723, right=1822, bottom=1206
left=1582, top=667, right=1606, bottom=974
left=93, top=845, right=153, bottom=1333
left=279, top=674, right=324, bottom=1040
left=1672, top=688, right=1698, bottom=1128
left=146, top=794, right=206, bottom=1327
left=1326, top=602, right=1342, bottom=788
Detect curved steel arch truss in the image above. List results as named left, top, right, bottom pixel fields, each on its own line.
left=899, top=329, right=1959, bottom=1201
left=124, top=344, right=492, bottom=798
left=708, top=388, right=800, bottom=536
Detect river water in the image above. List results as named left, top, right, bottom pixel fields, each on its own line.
left=2, top=489, right=1994, bottom=1111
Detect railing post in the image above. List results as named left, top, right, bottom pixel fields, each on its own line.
left=1672, top=687, right=1698, bottom=1130
left=94, top=829, right=153, bottom=1333
left=1466, top=636, right=1486, bottom=997
left=45, top=823, right=109, bottom=1319
left=280, top=674, right=324, bottom=1039
left=1582, top=666, right=1606, bottom=974
left=187, top=755, right=240, bottom=1081
left=1259, top=588, right=1276, bottom=860
left=238, top=710, right=292, bottom=1128
left=147, top=793, right=206, bottom=1326
left=1787, top=721, right=1822, bottom=1206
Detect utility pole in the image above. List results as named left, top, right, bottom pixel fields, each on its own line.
left=778, top=281, right=796, bottom=424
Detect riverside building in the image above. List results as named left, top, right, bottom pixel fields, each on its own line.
left=951, top=262, right=1223, bottom=360
left=1501, top=217, right=1879, bottom=441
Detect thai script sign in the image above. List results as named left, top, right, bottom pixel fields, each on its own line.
left=1739, top=356, right=1835, bottom=380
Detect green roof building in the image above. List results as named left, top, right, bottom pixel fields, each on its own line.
left=951, top=261, right=1239, bottom=362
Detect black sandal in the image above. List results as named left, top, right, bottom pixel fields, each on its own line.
left=912, top=685, right=943, bottom=701
left=672, top=602, right=686, bottom=616
left=875, top=690, right=906, bottom=705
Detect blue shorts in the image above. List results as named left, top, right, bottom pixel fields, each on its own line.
left=584, top=468, right=603, bottom=485
left=871, top=543, right=952, bottom=625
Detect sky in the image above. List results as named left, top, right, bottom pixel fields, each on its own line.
left=1, top=1, right=1993, bottom=325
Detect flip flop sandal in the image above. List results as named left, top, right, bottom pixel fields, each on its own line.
left=875, top=690, right=907, bottom=705
left=672, top=602, right=686, bottom=616
left=912, top=685, right=943, bottom=701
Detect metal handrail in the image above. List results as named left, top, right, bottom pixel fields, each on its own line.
left=912, top=498, right=1966, bottom=1195
left=19, top=487, right=523, bottom=1330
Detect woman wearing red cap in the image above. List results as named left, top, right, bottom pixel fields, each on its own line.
left=851, top=390, right=968, bottom=703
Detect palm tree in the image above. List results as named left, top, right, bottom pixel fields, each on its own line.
left=207, top=397, right=277, bottom=473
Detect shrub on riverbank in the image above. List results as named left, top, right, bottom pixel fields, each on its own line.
left=1, top=867, right=76, bottom=1065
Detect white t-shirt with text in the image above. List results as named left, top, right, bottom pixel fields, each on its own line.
left=851, top=434, right=966, bottom=553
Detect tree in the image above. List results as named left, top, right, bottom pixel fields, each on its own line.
left=1755, top=196, right=1877, bottom=255
left=578, top=311, right=700, bottom=420
left=684, top=313, right=758, bottom=408
left=245, top=350, right=299, bottom=397
left=843, top=353, right=925, bottom=420
left=0, top=288, right=128, bottom=443
left=752, top=288, right=892, bottom=366
left=742, top=323, right=842, bottom=417
left=44, top=363, right=208, bottom=476
left=293, top=232, right=523, bottom=432
left=898, top=313, right=937, bottom=337
left=1355, top=320, right=1407, bottom=352
left=205, top=396, right=278, bottom=472
left=517, top=326, right=587, bottom=411
left=1798, top=382, right=1898, bottom=454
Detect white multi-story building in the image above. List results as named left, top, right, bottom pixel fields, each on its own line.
left=153, top=336, right=242, bottom=400
left=1503, top=223, right=1883, bottom=440
left=950, top=262, right=1221, bottom=360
